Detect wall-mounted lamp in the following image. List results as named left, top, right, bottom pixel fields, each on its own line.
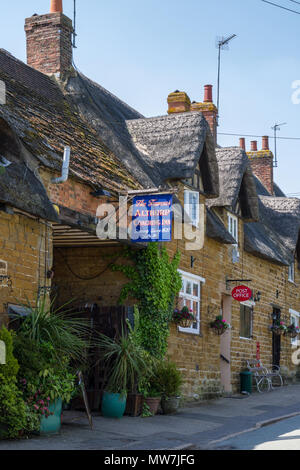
left=191, top=256, right=196, bottom=268
left=254, top=291, right=261, bottom=303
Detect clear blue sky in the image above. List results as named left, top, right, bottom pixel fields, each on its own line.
left=1, top=0, right=300, bottom=195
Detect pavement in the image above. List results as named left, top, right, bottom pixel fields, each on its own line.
left=213, top=415, right=300, bottom=450
left=1, top=384, right=300, bottom=450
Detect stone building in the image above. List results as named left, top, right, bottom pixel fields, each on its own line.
left=0, top=0, right=300, bottom=402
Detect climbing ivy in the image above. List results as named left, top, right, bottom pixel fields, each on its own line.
left=111, top=244, right=182, bottom=358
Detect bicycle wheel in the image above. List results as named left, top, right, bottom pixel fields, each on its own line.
left=257, top=377, right=270, bottom=393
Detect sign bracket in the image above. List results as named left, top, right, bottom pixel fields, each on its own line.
left=226, top=277, right=252, bottom=291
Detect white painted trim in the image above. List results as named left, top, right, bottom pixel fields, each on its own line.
left=240, top=300, right=256, bottom=307
left=289, top=309, right=300, bottom=318
left=178, top=269, right=206, bottom=284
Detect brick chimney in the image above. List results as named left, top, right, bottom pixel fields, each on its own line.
left=247, top=136, right=274, bottom=195
left=25, top=0, right=73, bottom=77
left=239, top=138, right=246, bottom=151
left=167, top=91, right=191, bottom=114
left=190, top=85, right=218, bottom=145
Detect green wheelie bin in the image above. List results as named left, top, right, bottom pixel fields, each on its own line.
left=240, top=370, right=252, bottom=394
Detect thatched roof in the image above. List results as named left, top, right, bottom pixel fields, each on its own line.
left=206, top=208, right=236, bottom=244
left=0, top=162, right=58, bottom=222
left=207, top=147, right=259, bottom=221
left=65, top=73, right=219, bottom=196
left=244, top=196, right=300, bottom=265
left=125, top=112, right=219, bottom=197
left=0, top=49, right=142, bottom=193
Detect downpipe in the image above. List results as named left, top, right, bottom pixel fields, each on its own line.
left=51, top=146, right=71, bottom=184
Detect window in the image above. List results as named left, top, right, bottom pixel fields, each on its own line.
left=227, top=213, right=238, bottom=243
left=177, top=270, right=205, bottom=335
left=290, top=309, right=300, bottom=346
left=289, top=262, right=295, bottom=283
left=240, top=303, right=253, bottom=339
left=184, top=190, right=199, bottom=227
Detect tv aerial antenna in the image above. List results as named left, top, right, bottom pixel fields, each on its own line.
left=271, top=122, right=287, bottom=168
left=72, top=0, right=77, bottom=48
left=216, top=34, right=237, bottom=125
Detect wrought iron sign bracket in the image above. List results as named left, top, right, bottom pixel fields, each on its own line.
left=225, top=277, right=252, bottom=291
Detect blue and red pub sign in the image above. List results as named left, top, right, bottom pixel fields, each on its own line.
left=131, top=194, right=173, bottom=243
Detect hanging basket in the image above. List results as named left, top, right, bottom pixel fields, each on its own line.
left=177, top=318, right=194, bottom=329
left=211, top=326, right=227, bottom=336
left=286, top=330, right=299, bottom=339
left=271, top=328, right=286, bottom=336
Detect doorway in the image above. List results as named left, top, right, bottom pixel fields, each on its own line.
left=272, top=307, right=281, bottom=367
left=220, top=295, right=232, bottom=393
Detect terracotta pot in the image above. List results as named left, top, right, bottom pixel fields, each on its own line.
left=144, top=397, right=161, bottom=416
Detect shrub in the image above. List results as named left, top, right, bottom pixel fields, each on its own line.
left=0, top=327, right=29, bottom=439
left=0, top=327, right=19, bottom=379
left=151, top=358, right=183, bottom=398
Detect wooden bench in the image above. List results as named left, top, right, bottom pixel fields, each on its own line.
left=246, top=360, right=283, bottom=393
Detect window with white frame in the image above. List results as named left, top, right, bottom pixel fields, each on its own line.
left=227, top=213, right=238, bottom=244
left=290, top=309, right=300, bottom=346
left=289, top=261, right=295, bottom=283
left=240, top=301, right=254, bottom=339
left=177, top=270, right=205, bottom=335
left=184, top=190, right=199, bottom=227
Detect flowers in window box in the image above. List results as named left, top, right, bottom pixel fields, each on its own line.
left=285, top=324, right=300, bottom=339
left=269, top=321, right=287, bottom=336
left=210, top=315, right=231, bottom=336
left=173, top=306, right=196, bottom=328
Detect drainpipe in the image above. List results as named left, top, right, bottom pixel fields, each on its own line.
left=51, top=146, right=70, bottom=184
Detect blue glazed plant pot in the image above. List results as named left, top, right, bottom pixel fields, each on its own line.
left=40, top=398, right=63, bottom=435
left=101, top=391, right=127, bottom=419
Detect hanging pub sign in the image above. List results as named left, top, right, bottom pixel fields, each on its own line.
left=131, top=194, right=173, bottom=243
left=232, top=285, right=252, bottom=303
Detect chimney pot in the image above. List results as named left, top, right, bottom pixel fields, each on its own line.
left=167, top=91, right=191, bottom=114
left=262, top=136, right=269, bottom=151
left=204, top=85, right=213, bottom=103
left=239, top=138, right=246, bottom=151
left=251, top=141, right=258, bottom=152
left=50, top=0, right=63, bottom=13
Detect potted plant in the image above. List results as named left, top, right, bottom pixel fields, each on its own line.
left=285, top=324, right=300, bottom=338
left=173, top=306, right=196, bottom=328
left=138, top=356, right=162, bottom=416
left=24, top=366, right=76, bottom=435
left=96, top=326, right=148, bottom=419
left=210, top=315, right=231, bottom=335
left=155, top=358, right=183, bottom=415
left=270, top=320, right=287, bottom=336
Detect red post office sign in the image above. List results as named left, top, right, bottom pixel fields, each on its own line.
left=232, top=285, right=252, bottom=302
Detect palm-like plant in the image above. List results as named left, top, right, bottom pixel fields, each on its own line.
left=13, top=296, right=92, bottom=362
left=96, top=324, right=149, bottom=396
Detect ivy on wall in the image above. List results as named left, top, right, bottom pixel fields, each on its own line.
left=111, top=244, right=182, bottom=358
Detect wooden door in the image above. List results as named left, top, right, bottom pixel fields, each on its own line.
left=272, top=308, right=281, bottom=367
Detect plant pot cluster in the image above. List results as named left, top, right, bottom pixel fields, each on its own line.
left=98, top=310, right=183, bottom=419
left=0, top=296, right=91, bottom=439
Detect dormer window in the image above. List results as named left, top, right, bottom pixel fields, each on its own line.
left=184, top=190, right=199, bottom=227
left=228, top=213, right=238, bottom=244
left=289, top=261, right=295, bottom=283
